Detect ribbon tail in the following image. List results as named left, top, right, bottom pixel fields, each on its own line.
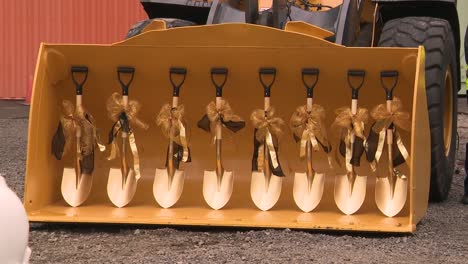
left=393, top=130, right=410, bottom=168
left=299, top=131, right=308, bottom=158
left=266, top=130, right=284, bottom=177
left=252, top=128, right=262, bottom=172
left=128, top=132, right=141, bottom=180
left=52, top=122, right=66, bottom=160
left=178, top=120, right=190, bottom=162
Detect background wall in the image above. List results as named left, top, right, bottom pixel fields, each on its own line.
left=0, top=0, right=147, bottom=100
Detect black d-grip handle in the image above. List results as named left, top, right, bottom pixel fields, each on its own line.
left=169, top=67, right=187, bottom=97
left=117, top=66, right=135, bottom=96
left=380, top=70, right=399, bottom=100
left=211, top=67, right=228, bottom=97
left=259, top=67, right=277, bottom=97
left=347, top=70, right=365, bottom=99
left=302, top=68, right=319, bottom=98
left=71, top=66, right=88, bottom=95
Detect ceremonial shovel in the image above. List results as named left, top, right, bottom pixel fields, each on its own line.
left=334, top=70, right=367, bottom=215
left=250, top=68, right=283, bottom=211
left=154, top=68, right=187, bottom=208
left=61, top=66, right=93, bottom=207
left=374, top=71, right=408, bottom=217
left=293, top=68, right=326, bottom=213
left=202, top=68, right=234, bottom=210
left=107, top=67, right=139, bottom=208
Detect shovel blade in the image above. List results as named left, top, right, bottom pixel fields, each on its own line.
left=334, top=174, right=367, bottom=215
left=293, top=172, right=325, bottom=213
left=60, top=168, right=93, bottom=207
left=203, top=170, right=234, bottom=210
left=107, top=168, right=138, bottom=208
left=250, top=172, right=283, bottom=211
left=375, top=177, right=407, bottom=217
left=153, top=169, right=185, bottom=208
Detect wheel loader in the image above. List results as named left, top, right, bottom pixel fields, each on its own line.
left=23, top=0, right=460, bottom=232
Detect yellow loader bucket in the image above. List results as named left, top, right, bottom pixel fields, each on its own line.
left=24, top=23, right=430, bottom=233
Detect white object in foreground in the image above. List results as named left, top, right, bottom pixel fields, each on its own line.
left=0, top=176, right=31, bottom=264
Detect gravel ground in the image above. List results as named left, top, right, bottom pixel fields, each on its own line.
left=0, top=99, right=467, bottom=263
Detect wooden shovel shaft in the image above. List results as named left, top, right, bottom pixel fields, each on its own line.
left=167, top=97, right=179, bottom=178
left=75, top=95, right=82, bottom=181
left=121, top=96, right=129, bottom=179
left=264, top=97, right=271, bottom=180
left=215, top=97, right=224, bottom=178
left=386, top=100, right=394, bottom=197
left=306, top=98, right=313, bottom=179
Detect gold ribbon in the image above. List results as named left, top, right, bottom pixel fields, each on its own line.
left=60, top=100, right=105, bottom=158
left=106, top=93, right=147, bottom=180
left=332, top=107, right=369, bottom=170
left=369, top=97, right=411, bottom=165
left=290, top=104, right=330, bottom=158
left=156, top=104, right=189, bottom=162
left=106, top=92, right=149, bottom=130
left=251, top=107, right=285, bottom=170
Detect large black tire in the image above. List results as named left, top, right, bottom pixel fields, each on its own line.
left=126, top=18, right=196, bottom=39
left=378, top=17, right=458, bottom=201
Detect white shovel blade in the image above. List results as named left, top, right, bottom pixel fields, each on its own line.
left=61, top=168, right=92, bottom=207
left=375, top=177, right=408, bottom=217
left=293, top=172, right=325, bottom=213
left=107, top=168, right=138, bottom=208
left=334, top=174, right=367, bottom=215
left=250, top=172, right=283, bottom=211
left=202, top=170, right=233, bottom=210
left=153, top=169, right=185, bottom=208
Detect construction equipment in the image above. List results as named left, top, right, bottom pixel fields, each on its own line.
left=23, top=0, right=460, bottom=232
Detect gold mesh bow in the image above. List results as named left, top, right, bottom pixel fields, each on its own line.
left=290, top=104, right=330, bottom=158
left=332, top=107, right=368, bottom=139
left=60, top=100, right=104, bottom=157
left=156, top=103, right=189, bottom=162
left=106, top=92, right=149, bottom=130
left=251, top=107, right=285, bottom=143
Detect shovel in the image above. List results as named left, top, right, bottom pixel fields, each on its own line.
left=154, top=67, right=188, bottom=208
left=202, top=68, right=234, bottom=210
left=60, top=66, right=93, bottom=207
left=293, top=68, right=326, bottom=213
left=250, top=68, right=283, bottom=211
left=107, top=67, right=139, bottom=208
left=334, top=70, right=368, bottom=215
left=374, top=71, right=408, bottom=217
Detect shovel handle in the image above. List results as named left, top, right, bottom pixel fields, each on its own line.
left=259, top=68, right=277, bottom=97
left=117, top=66, right=135, bottom=96
left=211, top=68, right=228, bottom=97
left=302, top=68, right=319, bottom=98
left=170, top=67, right=187, bottom=97
left=347, top=70, right=365, bottom=100
left=380, top=70, right=399, bottom=100
left=71, top=66, right=88, bottom=95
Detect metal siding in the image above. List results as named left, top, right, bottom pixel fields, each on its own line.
left=0, top=0, right=147, bottom=100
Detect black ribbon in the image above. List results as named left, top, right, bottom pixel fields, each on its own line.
left=197, top=114, right=246, bottom=133
left=165, top=142, right=192, bottom=170
left=251, top=128, right=284, bottom=177
left=366, top=123, right=406, bottom=167
left=293, top=133, right=332, bottom=153
left=339, top=136, right=365, bottom=167
left=108, top=112, right=130, bottom=145
left=51, top=122, right=66, bottom=160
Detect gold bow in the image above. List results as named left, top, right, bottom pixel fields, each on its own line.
left=106, top=92, right=149, bottom=130
left=368, top=97, right=410, bottom=173
left=371, top=97, right=411, bottom=133
left=290, top=104, right=330, bottom=158
left=206, top=99, right=244, bottom=124
left=332, top=107, right=369, bottom=172
left=156, top=104, right=189, bottom=162
left=106, top=93, right=147, bottom=180
left=251, top=107, right=285, bottom=143
left=60, top=100, right=105, bottom=157
left=251, top=107, right=285, bottom=171
left=332, top=107, right=368, bottom=139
